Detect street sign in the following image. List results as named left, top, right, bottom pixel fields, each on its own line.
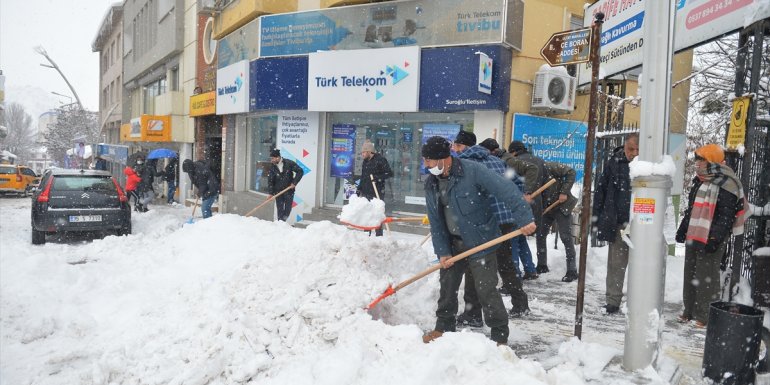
left=726, top=95, right=752, bottom=150
left=540, top=27, right=591, bottom=67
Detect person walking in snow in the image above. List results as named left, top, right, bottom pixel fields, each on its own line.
left=357, top=141, right=393, bottom=236
left=420, top=136, right=536, bottom=346
left=123, top=165, right=142, bottom=212
left=676, top=144, right=747, bottom=328
left=267, top=149, right=304, bottom=222
left=163, top=158, right=178, bottom=204
left=183, top=158, right=220, bottom=219
left=501, top=150, right=540, bottom=280
left=452, top=130, right=533, bottom=325
left=593, top=133, right=638, bottom=314
left=541, top=161, right=579, bottom=282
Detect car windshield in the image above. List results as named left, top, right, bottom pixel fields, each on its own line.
left=52, top=176, right=116, bottom=192
left=0, top=167, right=16, bottom=175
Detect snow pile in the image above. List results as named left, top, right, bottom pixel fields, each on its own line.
left=338, top=195, right=386, bottom=228
left=629, top=155, right=677, bottom=179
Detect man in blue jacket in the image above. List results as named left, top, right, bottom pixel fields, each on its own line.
left=421, top=136, right=536, bottom=346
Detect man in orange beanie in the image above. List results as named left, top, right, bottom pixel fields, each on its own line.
left=675, top=143, right=747, bottom=328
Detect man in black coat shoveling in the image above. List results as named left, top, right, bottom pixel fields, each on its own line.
left=267, top=149, right=304, bottom=222
left=357, top=141, right=393, bottom=236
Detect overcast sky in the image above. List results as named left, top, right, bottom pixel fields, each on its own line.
left=1, top=0, right=116, bottom=112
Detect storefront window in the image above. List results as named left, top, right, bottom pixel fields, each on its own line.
left=324, top=112, right=474, bottom=214
left=248, top=115, right=277, bottom=194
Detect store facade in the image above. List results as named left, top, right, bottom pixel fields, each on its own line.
left=220, top=0, right=521, bottom=222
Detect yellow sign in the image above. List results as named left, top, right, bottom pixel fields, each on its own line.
left=726, top=96, right=751, bottom=149
left=120, top=123, right=141, bottom=142
left=190, top=91, right=216, bottom=117
left=142, top=115, right=171, bottom=142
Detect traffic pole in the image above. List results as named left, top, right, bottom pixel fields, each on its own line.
left=574, top=11, right=604, bottom=340
left=623, top=0, right=676, bottom=371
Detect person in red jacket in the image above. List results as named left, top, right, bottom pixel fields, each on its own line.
left=123, top=166, right=143, bottom=212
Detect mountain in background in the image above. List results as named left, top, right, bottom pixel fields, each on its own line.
left=5, top=85, right=65, bottom=133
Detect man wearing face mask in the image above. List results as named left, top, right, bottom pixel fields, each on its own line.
left=267, top=149, right=304, bottom=221
left=420, top=136, right=537, bottom=346
left=675, top=144, right=747, bottom=327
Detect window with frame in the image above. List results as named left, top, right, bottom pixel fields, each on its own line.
left=247, top=115, right=277, bottom=194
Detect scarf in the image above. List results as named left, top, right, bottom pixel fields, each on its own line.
left=686, top=162, right=749, bottom=244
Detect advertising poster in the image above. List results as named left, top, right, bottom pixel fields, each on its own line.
left=259, top=0, right=518, bottom=57
left=276, top=111, right=320, bottom=224
left=421, top=123, right=461, bottom=174
left=512, top=113, right=588, bottom=182
left=216, top=60, right=250, bottom=115
left=331, top=124, right=356, bottom=178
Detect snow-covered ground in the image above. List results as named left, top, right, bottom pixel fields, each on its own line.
left=0, top=196, right=738, bottom=384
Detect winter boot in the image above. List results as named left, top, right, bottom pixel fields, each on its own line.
left=561, top=270, right=578, bottom=282
left=456, top=312, right=483, bottom=328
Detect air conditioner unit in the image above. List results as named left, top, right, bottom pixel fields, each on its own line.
left=531, top=68, right=577, bottom=114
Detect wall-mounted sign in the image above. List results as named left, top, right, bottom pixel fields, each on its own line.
left=190, top=91, right=217, bottom=117
left=259, top=0, right=523, bottom=57
left=308, top=46, right=420, bottom=112
left=540, top=27, right=591, bottom=67
left=218, top=18, right=259, bottom=69
left=275, top=111, right=320, bottom=224
left=216, top=60, right=250, bottom=115
left=477, top=52, right=493, bottom=94
left=97, top=144, right=129, bottom=165
left=143, top=115, right=171, bottom=142
left=512, top=113, right=588, bottom=182
left=579, top=0, right=770, bottom=85
left=726, top=95, right=752, bottom=150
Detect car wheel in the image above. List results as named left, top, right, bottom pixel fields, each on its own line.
left=31, top=228, right=46, bottom=245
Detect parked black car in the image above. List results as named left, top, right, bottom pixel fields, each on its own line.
left=31, top=168, right=131, bottom=244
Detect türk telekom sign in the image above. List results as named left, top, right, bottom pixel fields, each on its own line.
left=308, top=46, right=420, bottom=112
left=216, top=60, right=249, bottom=115
left=578, top=0, right=770, bottom=85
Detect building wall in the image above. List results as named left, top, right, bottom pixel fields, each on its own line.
left=123, top=0, right=186, bottom=84
left=100, top=18, right=124, bottom=142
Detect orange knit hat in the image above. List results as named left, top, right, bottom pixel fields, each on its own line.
left=695, top=144, right=725, bottom=163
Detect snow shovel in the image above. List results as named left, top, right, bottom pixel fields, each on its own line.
left=186, top=198, right=199, bottom=224
left=244, top=185, right=294, bottom=217
left=365, top=227, right=525, bottom=310
left=369, top=174, right=391, bottom=235
left=543, top=200, right=561, bottom=215
left=342, top=216, right=429, bottom=231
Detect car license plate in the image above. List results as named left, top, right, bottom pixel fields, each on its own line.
left=69, top=215, right=102, bottom=223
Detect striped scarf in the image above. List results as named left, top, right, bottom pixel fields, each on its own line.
left=686, top=163, right=749, bottom=244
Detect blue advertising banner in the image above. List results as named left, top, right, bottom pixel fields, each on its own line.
left=250, top=56, right=309, bottom=111
left=259, top=0, right=517, bottom=57
left=218, top=18, right=260, bottom=69
left=97, top=144, right=129, bottom=165
left=419, top=45, right=511, bottom=112
left=512, top=114, right=588, bottom=182
left=330, top=124, right=356, bottom=178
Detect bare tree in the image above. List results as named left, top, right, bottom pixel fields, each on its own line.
left=1, top=103, right=36, bottom=162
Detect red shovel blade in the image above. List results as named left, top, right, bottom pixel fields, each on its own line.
left=365, top=284, right=396, bottom=310
left=340, top=219, right=386, bottom=231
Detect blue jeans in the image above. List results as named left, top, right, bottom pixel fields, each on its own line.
left=201, top=193, right=218, bottom=218
left=167, top=180, right=176, bottom=203
left=511, top=235, right=536, bottom=276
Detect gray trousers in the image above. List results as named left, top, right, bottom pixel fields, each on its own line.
left=539, top=210, right=577, bottom=272
left=435, top=242, right=509, bottom=343
left=605, top=230, right=629, bottom=307
left=682, top=242, right=726, bottom=324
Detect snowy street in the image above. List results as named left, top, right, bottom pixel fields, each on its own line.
left=0, top=196, right=718, bottom=384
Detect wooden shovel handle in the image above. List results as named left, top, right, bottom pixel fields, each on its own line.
left=245, top=185, right=294, bottom=217
left=371, top=174, right=391, bottom=234
left=543, top=200, right=561, bottom=215
left=531, top=178, right=556, bottom=198
left=190, top=197, right=200, bottom=218
left=392, top=228, right=524, bottom=292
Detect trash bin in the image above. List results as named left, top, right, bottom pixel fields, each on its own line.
left=754, top=254, right=770, bottom=308
left=702, top=301, right=767, bottom=384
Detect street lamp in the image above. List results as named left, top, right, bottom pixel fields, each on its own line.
left=35, top=46, right=83, bottom=110
left=51, top=91, right=73, bottom=105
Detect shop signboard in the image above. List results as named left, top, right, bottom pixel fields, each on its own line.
left=477, top=52, right=493, bottom=94
left=578, top=0, right=770, bottom=85
left=250, top=56, right=308, bottom=111
left=142, top=115, right=172, bottom=142
left=330, top=124, right=356, bottom=178
left=308, top=46, right=420, bottom=112
left=276, top=111, right=320, bottom=224
left=218, top=18, right=260, bottom=69
left=512, top=113, right=588, bottom=182
left=259, top=0, right=523, bottom=57
left=216, top=60, right=250, bottom=115
left=97, top=144, right=129, bottom=165
left=190, top=91, right=217, bottom=117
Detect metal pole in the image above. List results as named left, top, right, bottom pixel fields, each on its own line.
left=574, top=12, right=604, bottom=340
left=623, top=0, right=676, bottom=371
left=35, top=46, right=84, bottom=110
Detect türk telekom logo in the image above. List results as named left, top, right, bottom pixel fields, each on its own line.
left=313, top=62, right=410, bottom=101
left=217, top=73, right=244, bottom=103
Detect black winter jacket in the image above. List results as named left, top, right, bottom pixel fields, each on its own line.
left=268, top=158, right=303, bottom=195
left=358, top=153, right=393, bottom=200
left=675, top=177, right=740, bottom=252
left=183, top=159, right=220, bottom=199
left=592, top=147, right=631, bottom=242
